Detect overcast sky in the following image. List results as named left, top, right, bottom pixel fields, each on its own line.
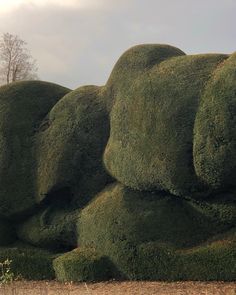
left=0, top=0, right=235, bottom=89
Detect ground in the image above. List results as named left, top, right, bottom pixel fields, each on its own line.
left=0, top=281, right=235, bottom=295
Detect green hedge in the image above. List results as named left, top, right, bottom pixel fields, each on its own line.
left=0, top=242, right=58, bottom=280
left=0, top=44, right=235, bottom=282
left=104, top=50, right=229, bottom=197
left=194, top=52, right=236, bottom=189
left=53, top=247, right=115, bottom=282
left=0, top=218, right=16, bottom=246
left=188, top=192, right=236, bottom=227
left=104, top=44, right=185, bottom=111
left=0, top=81, right=70, bottom=219
left=36, top=85, right=112, bottom=208
left=17, top=206, right=79, bottom=250
left=78, top=183, right=235, bottom=279
left=136, top=231, right=236, bottom=281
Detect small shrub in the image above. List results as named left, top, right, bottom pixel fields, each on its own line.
left=0, top=259, right=14, bottom=284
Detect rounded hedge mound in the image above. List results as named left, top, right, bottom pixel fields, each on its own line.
left=104, top=53, right=229, bottom=197
left=194, top=52, right=236, bottom=190
left=103, top=44, right=185, bottom=111
left=78, top=183, right=234, bottom=279
left=36, top=85, right=112, bottom=208
left=0, top=81, right=70, bottom=218
left=135, top=230, right=236, bottom=281
left=16, top=205, right=78, bottom=250
left=53, top=247, right=115, bottom=282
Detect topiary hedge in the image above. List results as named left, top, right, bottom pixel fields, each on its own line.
left=0, top=81, right=70, bottom=219
left=53, top=247, right=116, bottom=282
left=0, top=44, right=235, bottom=282
left=0, top=242, right=58, bottom=280
left=135, top=230, right=236, bottom=281
left=188, top=192, right=236, bottom=228
left=16, top=205, right=79, bottom=250
left=103, top=44, right=186, bottom=111
left=36, top=85, right=113, bottom=208
left=194, top=52, right=236, bottom=190
left=0, top=218, right=16, bottom=246
left=78, top=183, right=235, bottom=279
left=104, top=48, right=230, bottom=197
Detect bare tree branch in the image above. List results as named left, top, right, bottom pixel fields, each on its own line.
left=0, top=33, right=38, bottom=85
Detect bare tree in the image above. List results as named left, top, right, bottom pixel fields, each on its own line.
left=0, top=33, right=38, bottom=85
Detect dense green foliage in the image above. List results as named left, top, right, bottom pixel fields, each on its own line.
left=0, top=45, right=235, bottom=282
left=0, top=81, right=70, bottom=218
left=0, top=242, right=57, bottom=280
left=189, top=192, right=236, bottom=227
left=104, top=52, right=228, bottom=196
left=36, top=85, right=112, bottom=208
left=78, top=183, right=236, bottom=279
left=0, top=219, right=16, bottom=246
left=17, top=205, right=79, bottom=250
left=194, top=53, right=236, bottom=189
left=103, top=44, right=185, bottom=111
left=53, top=247, right=115, bottom=282
left=135, top=230, right=236, bottom=281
